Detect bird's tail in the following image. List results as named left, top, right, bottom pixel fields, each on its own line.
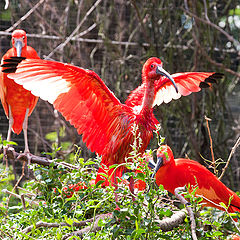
left=228, top=191, right=240, bottom=213
left=12, top=114, right=25, bottom=134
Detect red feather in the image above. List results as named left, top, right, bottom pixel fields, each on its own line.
left=0, top=29, right=39, bottom=153
left=5, top=57, right=221, bottom=185
left=155, top=145, right=240, bottom=215
left=126, top=72, right=221, bottom=107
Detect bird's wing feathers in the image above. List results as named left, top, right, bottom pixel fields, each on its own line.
left=126, top=72, right=222, bottom=107
left=7, top=59, right=127, bottom=155
left=153, top=72, right=221, bottom=106
left=175, top=159, right=239, bottom=209
left=0, top=49, right=17, bottom=116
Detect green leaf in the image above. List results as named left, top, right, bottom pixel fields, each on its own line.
left=212, top=231, right=223, bottom=236
left=229, top=8, right=240, bottom=16
left=64, top=215, right=74, bottom=225
left=45, top=131, right=57, bottom=141
left=109, top=164, right=118, bottom=169
left=135, top=172, right=145, bottom=181
left=3, top=140, right=18, bottom=146
left=96, top=180, right=105, bottom=188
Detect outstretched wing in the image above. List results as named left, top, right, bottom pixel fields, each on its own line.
left=6, top=58, right=124, bottom=155
left=126, top=72, right=223, bottom=107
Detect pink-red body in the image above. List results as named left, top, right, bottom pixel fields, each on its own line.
left=0, top=29, right=39, bottom=134
left=155, top=145, right=240, bottom=214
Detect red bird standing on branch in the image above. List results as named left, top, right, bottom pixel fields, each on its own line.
left=150, top=145, right=240, bottom=215
left=0, top=29, right=39, bottom=157
left=3, top=56, right=222, bottom=188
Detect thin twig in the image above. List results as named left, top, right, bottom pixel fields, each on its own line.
left=219, top=136, right=240, bottom=180
left=2, top=189, right=39, bottom=206
left=20, top=194, right=26, bottom=210
left=197, top=194, right=240, bottom=233
left=6, top=0, right=46, bottom=32
left=202, top=0, right=210, bottom=21
left=181, top=6, right=240, bottom=48
left=175, top=187, right=197, bottom=240
left=0, top=147, right=78, bottom=170
left=191, top=30, right=240, bottom=78
left=46, top=0, right=103, bottom=59
left=6, top=161, right=26, bottom=208
left=205, top=116, right=217, bottom=176
left=0, top=31, right=237, bottom=54
left=0, top=228, right=15, bottom=240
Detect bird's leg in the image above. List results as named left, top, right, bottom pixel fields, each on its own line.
left=4, top=106, right=14, bottom=169
left=22, top=109, right=32, bottom=178
left=22, top=108, right=30, bottom=154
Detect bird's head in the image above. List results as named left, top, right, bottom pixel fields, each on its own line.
left=148, top=145, right=174, bottom=178
left=142, top=57, right=178, bottom=93
left=11, top=29, right=27, bottom=57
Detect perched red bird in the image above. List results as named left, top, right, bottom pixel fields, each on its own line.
left=150, top=145, right=240, bottom=215
left=3, top=56, right=221, bottom=187
left=0, top=29, right=39, bottom=155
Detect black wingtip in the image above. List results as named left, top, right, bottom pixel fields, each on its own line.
left=1, top=56, right=26, bottom=73
left=1, top=63, right=18, bottom=68
left=2, top=68, right=17, bottom=73
left=199, top=82, right=210, bottom=88
left=200, top=73, right=224, bottom=89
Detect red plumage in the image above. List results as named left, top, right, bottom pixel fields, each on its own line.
left=0, top=29, right=39, bottom=153
left=4, top=56, right=221, bottom=186
left=154, top=145, right=240, bottom=215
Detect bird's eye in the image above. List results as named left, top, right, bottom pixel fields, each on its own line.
left=23, top=36, right=25, bottom=39
left=150, top=64, right=154, bottom=69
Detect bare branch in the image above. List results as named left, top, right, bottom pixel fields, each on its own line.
left=0, top=147, right=78, bottom=170
left=205, top=116, right=217, bottom=176
left=197, top=194, right=240, bottom=232
left=22, top=210, right=187, bottom=239
left=46, top=0, right=103, bottom=59
left=181, top=7, right=240, bottom=49
left=219, top=136, right=240, bottom=180
left=6, top=0, right=46, bottom=33
left=2, top=189, right=39, bottom=206
left=175, top=187, right=197, bottom=240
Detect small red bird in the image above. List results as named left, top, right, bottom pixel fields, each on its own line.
left=150, top=145, right=240, bottom=215
left=0, top=29, right=39, bottom=155
left=3, top=57, right=221, bottom=188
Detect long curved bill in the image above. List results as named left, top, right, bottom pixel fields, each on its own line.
left=148, top=156, right=163, bottom=179
left=15, top=40, right=23, bottom=57
left=156, top=66, right=178, bottom=93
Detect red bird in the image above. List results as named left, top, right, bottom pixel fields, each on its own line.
left=3, top=57, right=221, bottom=187
left=0, top=29, right=39, bottom=156
left=150, top=145, right=240, bottom=215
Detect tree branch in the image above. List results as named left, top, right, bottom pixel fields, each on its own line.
left=181, top=6, right=240, bottom=48
left=0, top=147, right=78, bottom=170
left=175, top=187, right=197, bottom=240
left=205, top=116, right=217, bottom=176
left=219, top=136, right=240, bottom=180
left=6, top=0, right=46, bottom=33
left=22, top=209, right=187, bottom=238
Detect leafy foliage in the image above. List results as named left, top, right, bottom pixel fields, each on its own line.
left=0, top=141, right=239, bottom=239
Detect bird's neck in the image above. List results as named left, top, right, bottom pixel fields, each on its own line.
left=141, top=80, right=155, bottom=113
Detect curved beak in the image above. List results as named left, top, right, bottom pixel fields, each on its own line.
left=156, top=66, right=178, bottom=93
left=148, top=156, right=163, bottom=179
left=15, top=40, right=23, bottom=57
